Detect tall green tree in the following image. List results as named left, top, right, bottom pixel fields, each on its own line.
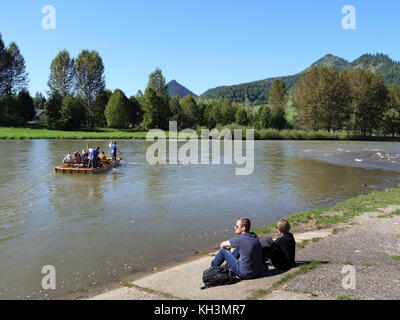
left=344, top=69, right=388, bottom=135
left=180, top=94, right=200, bottom=128
left=235, top=107, right=249, bottom=126
left=3, top=42, right=29, bottom=95
left=92, top=89, right=111, bottom=127
left=269, top=79, right=287, bottom=112
left=17, top=90, right=35, bottom=123
left=205, top=101, right=223, bottom=128
left=0, top=33, right=8, bottom=96
left=48, top=50, right=75, bottom=97
left=268, top=79, right=288, bottom=130
left=382, top=85, right=400, bottom=137
left=75, top=50, right=105, bottom=127
left=257, top=105, right=272, bottom=129
left=60, top=95, right=85, bottom=129
left=104, top=89, right=131, bottom=128
left=294, top=66, right=349, bottom=132
left=221, top=99, right=238, bottom=125
left=33, top=92, right=46, bottom=110
left=128, top=95, right=143, bottom=128
left=169, top=94, right=184, bottom=129
left=44, top=92, right=63, bottom=127
left=141, top=68, right=170, bottom=130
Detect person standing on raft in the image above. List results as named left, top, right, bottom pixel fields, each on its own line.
left=109, top=141, right=119, bottom=162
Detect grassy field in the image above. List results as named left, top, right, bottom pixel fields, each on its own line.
left=0, top=127, right=150, bottom=139
left=253, top=188, right=400, bottom=238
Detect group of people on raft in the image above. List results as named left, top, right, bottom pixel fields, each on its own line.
left=63, top=141, right=119, bottom=169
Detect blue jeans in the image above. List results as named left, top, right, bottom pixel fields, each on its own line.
left=211, top=248, right=245, bottom=279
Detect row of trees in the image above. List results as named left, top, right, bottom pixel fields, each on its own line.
left=294, top=66, right=400, bottom=136
left=2, top=31, right=399, bottom=137
left=104, top=67, right=289, bottom=131
left=45, top=49, right=107, bottom=128
left=0, top=33, right=34, bottom=125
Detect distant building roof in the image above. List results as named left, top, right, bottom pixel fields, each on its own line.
left=35, top=109, right=46, bottom=118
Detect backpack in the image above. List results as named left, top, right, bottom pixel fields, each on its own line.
left=201, top=266, right=236, bottom=290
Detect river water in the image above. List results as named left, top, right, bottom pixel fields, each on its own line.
left=0, top=139, right=399, bottom=299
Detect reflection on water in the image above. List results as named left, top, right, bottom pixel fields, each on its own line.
left=0, top=139, right=400, bottom=299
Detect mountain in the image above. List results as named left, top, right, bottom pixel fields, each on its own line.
left=167, top=80, right=197, bottom=98
left=200, top=53, right=400, bottom=105
left=310, top=54, right=349, bottom=70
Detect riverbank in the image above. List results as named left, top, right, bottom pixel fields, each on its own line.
left=74, top=188, right=400, bottom=300
left=1, top=126, right=398, bottom=141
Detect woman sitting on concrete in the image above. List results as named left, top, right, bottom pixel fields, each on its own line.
left=260, top=220, right=296, bottom=270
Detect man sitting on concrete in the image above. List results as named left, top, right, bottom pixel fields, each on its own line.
left=211, top=218, right=267, bottom=280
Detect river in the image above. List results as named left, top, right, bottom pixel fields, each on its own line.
left=0, top=139, right=399, bottom=299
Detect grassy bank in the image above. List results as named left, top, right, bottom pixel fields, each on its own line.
left=1, top=126, right=398, bottom=141
left=253, top=188, right=400, bottom=238
left=0, top=127, right=150, bottom=140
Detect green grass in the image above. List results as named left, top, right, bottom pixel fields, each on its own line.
left=2, top=126, right=397, bottom=141
left=362, top=263, right=381, bottom=268
left=336, top=295, right=360, bottom=300
left=271, top=261, right=322, bottom=289
left=391, top=255, right=400, bottom=261
left=253, top=188, right=400, bottom=238
left=246, top=261, right=323, bottom=300
left=378, top=209, right=400, bottom=219
left=0, top=127, right=149, bottom=140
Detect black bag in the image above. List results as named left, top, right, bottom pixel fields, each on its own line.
left=201, top=266, right=236, bottom=290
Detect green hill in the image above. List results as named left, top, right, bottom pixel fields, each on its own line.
left=200, top=53, right=400, bottom=105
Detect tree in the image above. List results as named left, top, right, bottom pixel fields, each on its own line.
left=92, top=89, right=111, bottom=127
left=344, top=69, right=388, bottom=135
left=17, top=90, right=35, bottom=123
left=0, top=33, right=8, bottom=96
left=75, top=50, right=105, bottom=127
left=147, top=67, right=168, bottom=96
left=383, top=85, right=400, bottom=137
left=205, top=101, right=223, bottom=129
left=44, top=92, right=62, bottom=127
left=33, top=92, right=46, bottom=110
left=235, top=107, right=249, bottom=125
left=104, top=89, right=131, bottom=128
left=3, top=42, right=29, bottom=95
left=169, top=95, right=184, bottom=129
left=128, top=95, right=143, bottom=128
left=268, top=79, right=288, bottom=130
left=294, top=66, right=349, bottom=132
left=141, top=68, right=170, bottom=130
left=257, top=105, right=272, bottom=129
left=180, top=94, right=200, bottom=128
left=60, top=95, right=85, bottom=129
left=0, top=95, right=17, bottom=125
left=221, top=99, right=238, bottom=125
left=48, top=50, right=75, bottom=97
left=269, top=79, right=287, bottom=112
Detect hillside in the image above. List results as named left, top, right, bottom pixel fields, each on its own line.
left=167, top=80, right=197, bottom=98
left=200, top=53, right=400, bottom=105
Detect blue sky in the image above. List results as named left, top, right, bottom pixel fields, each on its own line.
left=1, top=0, right=400, bottom=97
